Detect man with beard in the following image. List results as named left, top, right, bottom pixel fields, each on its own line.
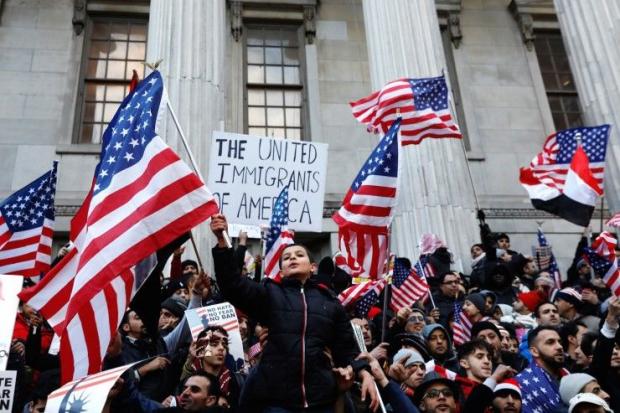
left=516, top=326, right=566, bottom=413
left=492, top=380, right=522, bottom=413
left=423, top=324, right=458, bottom=372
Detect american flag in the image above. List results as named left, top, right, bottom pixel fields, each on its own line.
left=606, top=212, right=620, bottom=228
left=333, top=251, right=364, bottom=278
left=452, top=301, right=472, bottom=346
left=333, top=118, right=401, bottom=280
left=390, top=258, right=430, bottom=311
left=583, top=231, right=620, bottom=297
left=42, top=71, right=217, bottom=383
left=420, top=254, right=436, bottom=278
left=355, top=282, right=384, bottom=318
left=0, top=162, right=57, bottom=276
left=338, top=279, right=385, bottom=308
left=349, top=75, right=461, bottom=145
left=535, top=228, right=562, bottom=289
left=516, top=363, right=563, bottom=413
left=528, top=125, right=609, bottom=192
left=263, top=185, right=294, bottom=279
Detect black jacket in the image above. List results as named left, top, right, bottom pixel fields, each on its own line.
left=213, top=247, right=359, bottom=410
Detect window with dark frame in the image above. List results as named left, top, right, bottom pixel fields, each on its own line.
left=534, top=32, right=583, bottom=130
left=77, top=18, right=148, bottom=144
left=245, top=26, right=304, bottom=140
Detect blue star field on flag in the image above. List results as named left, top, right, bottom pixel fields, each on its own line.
left=516, top=363, right=562, bottom=413
left=355, top=287, right=380, bottom=318
left=265, top=185, right=290, bottom=253
left=393, top=258, right=414, bottom=288
left=555, top=125, right=609, bottom=163
left=1, top=162, right=58, bottom=232
left=94, top=71, right=164, bottom=195
left=583, top=247, right=613, bottom=277
left=350, top=118, right=400, bottom=194
left=409, top=76, right=450, bottom=112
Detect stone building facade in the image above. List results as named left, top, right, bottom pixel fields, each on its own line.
left=0, top=0, right=618, bottom=274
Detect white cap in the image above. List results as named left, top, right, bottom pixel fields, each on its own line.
left=568, top=393, right=612, bottom=413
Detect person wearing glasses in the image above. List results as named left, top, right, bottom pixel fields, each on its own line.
left=425, top=272, right=464, bottom=329
left=412, top=371, right=460, bottom=413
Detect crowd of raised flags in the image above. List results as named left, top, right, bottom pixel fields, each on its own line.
left=0, top=72, right=619, bottom=413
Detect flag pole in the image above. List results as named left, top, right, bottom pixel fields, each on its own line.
left=445, top=68, right=481, bottom=212
left=165, top=99, right=233, bottom=255
left=600, top=196, right=605, bottom=233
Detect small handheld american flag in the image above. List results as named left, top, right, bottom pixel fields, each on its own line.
left=263, top=185, right=294, bottom=279
left=0, top=162, right=58, bottom=276
left=583, top=231, right=620, bottom=297
left=452, top=301, right=472, bottom=346
left=389, top=257, right=429, bottom=311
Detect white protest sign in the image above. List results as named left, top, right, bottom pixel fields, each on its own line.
left=228, top=223, right=262, bottom=239
left=185, top=302, right=244, bottom=365
left=0, top=371, right=16, bottom=412
left=44, top=362, right=138, bottom=413
left=0, top=275, right=23, bottom=371
left=207, top=131, right=328, bottom=232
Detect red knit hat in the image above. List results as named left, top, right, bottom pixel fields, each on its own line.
left=495, top=378, right=521, bottom=397
left=367, top=306, right=382, bottom=320
left=517, top=290, right=545, bottom=312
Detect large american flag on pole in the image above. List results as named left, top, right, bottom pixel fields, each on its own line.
left=452, top=301, right=472, bottom=346
left=583, top=231, right=620, bottom=297
left=333, top=118, right=401, bottom=280
left=0, top=162, right=57, bottom=276
left=390, top=258, right=430, bottom=312
left=28, top=71, right=218, bottom=383
left=526, top=125, right=609, bottom=192
left=349, top=75, right=461, bottom=145
left=263, top=185, right=294, bottom=279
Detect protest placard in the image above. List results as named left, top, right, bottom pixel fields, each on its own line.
left=0, top=275, right=23, bottom=371
left=185, top=302, right=244, bottom=365
left=44, top=362, right=138, bottom=413
left=0, top=371, right=16, bottom=412
left=207, top=131, right=328, bottom=232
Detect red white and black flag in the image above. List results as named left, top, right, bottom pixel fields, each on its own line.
left=520, top=126, right=610, bottom=227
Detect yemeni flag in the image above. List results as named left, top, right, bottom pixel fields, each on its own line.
left=520, top=144, right=602, bottom=227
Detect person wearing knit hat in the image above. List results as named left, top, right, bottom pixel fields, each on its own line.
left=472, top=321, right=528, bottom=371
left=568, top=393, right=613, bottom=413
left=559, top=373, right=610, bottom=406
left=463, top=293, right=487, bottom=323
left=516, top=290, right=545, bottom=313
left=159, top=297, right=188, bottom=335
left=493, top=378, right=522, bottom=413
left=554, top=287, right=583, bottom=320
left=391, top=348, right=427, bottom=395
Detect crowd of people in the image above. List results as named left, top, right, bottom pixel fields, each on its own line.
left=7, top=212, right=620, bottom=413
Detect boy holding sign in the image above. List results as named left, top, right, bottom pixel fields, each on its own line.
left=210, top=214, right=378, bottom=412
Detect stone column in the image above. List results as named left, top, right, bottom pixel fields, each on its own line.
left=554, top=0, right=620, bottom=213
left=147, top=0, right=227, bottom=266
left=361, top=0, right=478, bottom=269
